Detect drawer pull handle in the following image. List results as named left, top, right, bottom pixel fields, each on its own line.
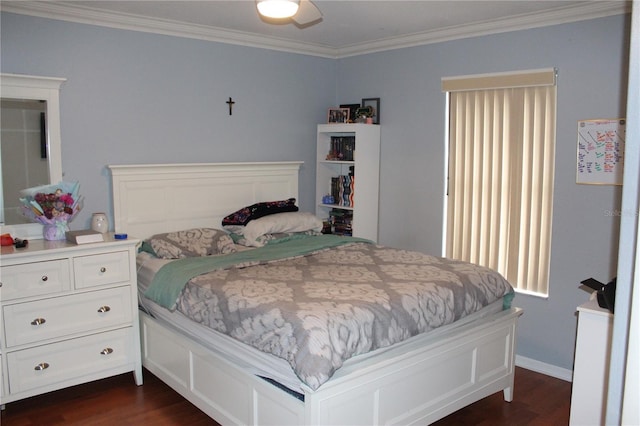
left=41, top=275, right=48, bottom=282
left=34, top=362, right=50, bottom=371
left=100, top=267, right=107, bottom=273
left=31, top=318, right=47, bottom=326
left=100, top=348, right=114, bottom=355
left=97, top=305, right=111, bottom=313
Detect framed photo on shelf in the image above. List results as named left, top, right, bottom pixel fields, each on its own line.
left=340, top=104, right=361, bottom=123
left=362, top=98, right=380, bottom=124
left=328, top=107, right=350, bottom=124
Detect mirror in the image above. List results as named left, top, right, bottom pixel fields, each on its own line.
left=0, top=73, right=66, bottom=238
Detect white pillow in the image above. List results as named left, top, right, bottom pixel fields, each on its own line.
left=237, top=212, right=323, bottom=245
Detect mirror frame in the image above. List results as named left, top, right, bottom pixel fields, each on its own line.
left=1, top=73, right=66, bottom=238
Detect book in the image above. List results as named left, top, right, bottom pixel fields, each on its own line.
left=66, top=229, right=104, bottom=244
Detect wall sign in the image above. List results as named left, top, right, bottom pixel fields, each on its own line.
left=576, top=118, right=625, bottom=185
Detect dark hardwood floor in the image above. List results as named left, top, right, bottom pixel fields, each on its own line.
left=1, top=367, right=571, bottom=425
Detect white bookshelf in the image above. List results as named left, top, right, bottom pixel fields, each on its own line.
left=315, top=123, right=380, bottom=242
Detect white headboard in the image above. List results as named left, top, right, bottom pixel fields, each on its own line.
left=108, top=162, right=303, bottom=239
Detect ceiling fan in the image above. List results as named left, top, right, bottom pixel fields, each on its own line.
left=256, top=0, right=323, bottom=26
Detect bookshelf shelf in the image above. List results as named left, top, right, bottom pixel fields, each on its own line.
left=319, top=160, right=355, bottom=165
left=315, top=123, right=380, bottom=241
left=319, top=203, right=354, bottom=211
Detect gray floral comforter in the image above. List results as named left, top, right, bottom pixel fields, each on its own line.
left=169, top=238, right=514, bottom=390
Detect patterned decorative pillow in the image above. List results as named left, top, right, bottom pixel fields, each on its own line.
left=222, top=198, right=298, bottom=226
left=147, top=228, right=236, bottom=259
left=231, top=230, right=322, bottom=248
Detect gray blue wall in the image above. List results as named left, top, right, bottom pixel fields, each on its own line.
left=1, top=11, right=630, bottom=376
left=1, top=12, right=335, bottom=220
left=336, top=14, right=630, bottom=376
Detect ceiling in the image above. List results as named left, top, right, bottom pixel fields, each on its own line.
left=1, top=1, right=630, bottom=58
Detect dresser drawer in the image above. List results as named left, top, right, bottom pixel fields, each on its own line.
left=0, top=259, right=71, bottom=301
left=74, top=251, right=130, bottom=289
left=6, top=327, right=134, bottom=394
left=3, top=286, right=132, bottom=348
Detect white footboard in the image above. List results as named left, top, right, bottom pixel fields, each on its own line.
left=139, top=307, right=522, bottom=425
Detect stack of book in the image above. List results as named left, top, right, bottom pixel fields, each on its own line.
left=330, top=166, right=355, bottom=207
left=326, top=136, right=355, bottom=161
left=329, top=209, right=353, bottom=236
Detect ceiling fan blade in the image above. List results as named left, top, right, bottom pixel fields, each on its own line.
left=292, top=0, right=322, bottom=26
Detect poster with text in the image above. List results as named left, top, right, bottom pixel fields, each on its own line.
left=576, top=118, right=625, bottom=185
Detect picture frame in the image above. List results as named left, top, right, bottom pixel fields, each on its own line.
left=339, top=104, right=361, bottom=123
left=328, top=107, right=350, bottom=124
left=361, top=98, right=380, bottom=124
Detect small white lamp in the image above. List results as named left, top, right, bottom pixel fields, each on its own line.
left=257, top=0, right=300, bottom=19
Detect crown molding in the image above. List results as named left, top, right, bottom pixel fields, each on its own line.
left=336, top=1, right=631, bottom=58
left=0, top=1, right=337, bottom=58
left=1, top=1, right=631, bottom=59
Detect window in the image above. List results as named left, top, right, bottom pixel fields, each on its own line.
left=442, top=68, right=557, bottom=296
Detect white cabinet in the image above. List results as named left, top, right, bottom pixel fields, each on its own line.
left=0, top=236, right=142, bottom=404
left=315, top=123, right=380, bottom=242
left=569, top=297, right=613, bottom=425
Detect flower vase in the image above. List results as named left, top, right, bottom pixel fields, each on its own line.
left=43, top=221, right=69, bottom=241
left=91, top=212, right=109, bottom=233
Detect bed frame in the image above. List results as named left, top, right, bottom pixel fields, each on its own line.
left=108, top=161, right=523, bottom=425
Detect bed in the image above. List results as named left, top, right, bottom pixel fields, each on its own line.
left=108, top=161, right=523, bottom=425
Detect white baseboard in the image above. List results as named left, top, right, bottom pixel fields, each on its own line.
left=515, top=355, right=573, bottom=382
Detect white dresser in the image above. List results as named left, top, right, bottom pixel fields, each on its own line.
left=0, top=235, right=142, bottom=405
left=569, top=297, right=614, bottom=425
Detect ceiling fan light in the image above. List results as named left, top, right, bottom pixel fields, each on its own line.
left=257, top=0, right=299, bottom=19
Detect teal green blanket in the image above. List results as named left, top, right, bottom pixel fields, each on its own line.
left=144, top=234, right=371, bottom=309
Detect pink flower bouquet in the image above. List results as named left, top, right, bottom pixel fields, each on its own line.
left=20, top=182, right=84, bottom=240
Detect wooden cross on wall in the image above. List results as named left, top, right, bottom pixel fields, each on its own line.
left=226, top=97, right=235, bottom=115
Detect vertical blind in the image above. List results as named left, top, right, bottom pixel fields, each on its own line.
left=442, top=68, right=557, bottom=295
